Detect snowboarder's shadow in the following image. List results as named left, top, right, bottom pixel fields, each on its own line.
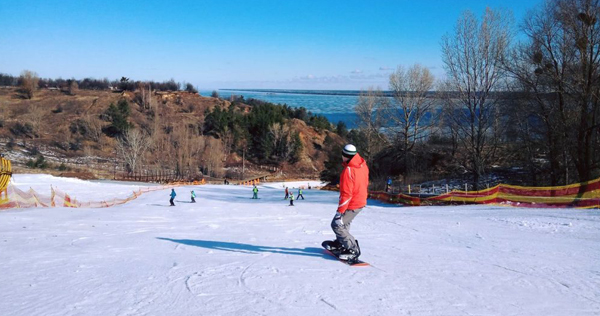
left=157, top=237, right=336, bottom=260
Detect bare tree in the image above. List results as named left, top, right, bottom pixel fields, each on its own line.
left=388, top=64, right=436, bottom=173
left=19, top=70, right=39, bottom=99
left=116, top=128, right=151, bottom=174
left=441, top=8, right=512, bottom=189
left=150, top=128, right=171, bottom=171
left=190, top=134, right=206, bottom=175
left=505, top=0, right=600, bottom=184
left=138, top=82, right=157, bottom=110
left=269, top=122, right=290, bottom=160
left=0, top=101, right=10, bottom=127
left=82, top=113, right=103, bottom=142
left=149, top=105, right=162, bottom=148
left=83, top=145, right=93, bottom=157
left=561, top=0, right=600, bottom=182
left=67, top=79, right=78, bottom=95
left=354, top=88, right=389, bottom=163
left=219, top=126, right=235, bottom=158
left=204, top=137, right=225, bottom=177
left=27, top=104, right=45, bottom=136
left=171, top=123, right=193, bottom=177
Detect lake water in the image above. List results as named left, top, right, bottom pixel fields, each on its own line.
left=200, top=89, right=363, bottom=128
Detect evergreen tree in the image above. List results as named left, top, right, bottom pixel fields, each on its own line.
left=336, top=121, right=348, bottom=138
left=308, top=114, right=332, bottom=131
left=320, top=136, right=344, bottom=183
left=289, top=132, right=303, bottom=163
left=203, top=105, right=230, bottom=138
left=103, top=99, right=132, bottom=137
left=247, top=103, right=284, bottom=161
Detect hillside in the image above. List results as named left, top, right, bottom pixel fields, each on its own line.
left=0, top=87, right=343, bottom=180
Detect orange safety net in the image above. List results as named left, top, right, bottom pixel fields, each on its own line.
left=368, top=177, right=600, bottom=209
left=0, top=179, right=206, bottom=210
left=238, top=179, right=261, bottom=186
left=427, top=178, right=600, bottom=209
left=369, top=191, right=421, bottom=206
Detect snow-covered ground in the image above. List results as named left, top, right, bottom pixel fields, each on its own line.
left=1, top=174, right=599, bottom=316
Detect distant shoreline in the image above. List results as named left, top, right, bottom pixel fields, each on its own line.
left=219, top=89, right=523, bottom=99
left=220, top=89, right=393, bottom=97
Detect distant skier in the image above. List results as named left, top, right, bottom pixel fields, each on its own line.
left=386, top=177, right=392, bottom=192
left=170, top=189, right=176, bottom=206
left=284, top=187, right=289, bottom=200
left=191, top=190, right=196, bottom=203
left=322, top=144, right=369, bottom=261
left=289, top=192, right=294, bottom=206
left=297, top=188, right=304, bottom=200
left=252, top=185, right=259, bottom=199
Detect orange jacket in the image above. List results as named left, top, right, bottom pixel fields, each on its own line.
left=337, top=153, right=369, bottom=213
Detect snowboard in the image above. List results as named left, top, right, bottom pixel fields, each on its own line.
left=321, top=240, right=369, bottom=266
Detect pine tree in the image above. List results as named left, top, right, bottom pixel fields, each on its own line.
left=289, top=132, right=303, bottom=163
left=103, top=99, right=132, bottom=137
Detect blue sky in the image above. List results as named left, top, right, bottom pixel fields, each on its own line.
left=0, top=0, right=543, bottom=90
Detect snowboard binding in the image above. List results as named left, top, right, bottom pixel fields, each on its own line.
left=321, top=239, right=361, bottom=262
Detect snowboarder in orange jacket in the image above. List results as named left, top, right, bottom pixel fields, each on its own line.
left=328, top=144, right=369, bottom=260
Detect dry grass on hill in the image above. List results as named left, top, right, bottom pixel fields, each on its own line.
left=0, top=87, right=340, bottom=180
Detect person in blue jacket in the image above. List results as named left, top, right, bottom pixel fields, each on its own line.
left=191, top=190, right=196, bottom=203
left=170, top=189, right=176, bottom=206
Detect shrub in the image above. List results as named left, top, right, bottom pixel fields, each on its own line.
left=52, top=141, right=69, bottom=151
left=26, top=155, right=49, bottom=169
left=10, top=122, right=34, bottom=137
left=69, top=140, right=82, bottom=151
left=52, top=105, right=63, bottom=113
left=185, top=83, right=198, bottom=94
left=28, top=146, right=40, bottom=157
left=6, top=139, right=15, bottom=150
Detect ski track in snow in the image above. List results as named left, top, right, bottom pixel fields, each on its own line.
left=0, top=174, right=599, bottom=316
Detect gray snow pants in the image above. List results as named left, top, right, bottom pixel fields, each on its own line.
left=331, top=208, right=363, bottom=251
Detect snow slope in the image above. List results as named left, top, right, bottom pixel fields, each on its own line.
left=1, top=175, right=599, bottom=316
